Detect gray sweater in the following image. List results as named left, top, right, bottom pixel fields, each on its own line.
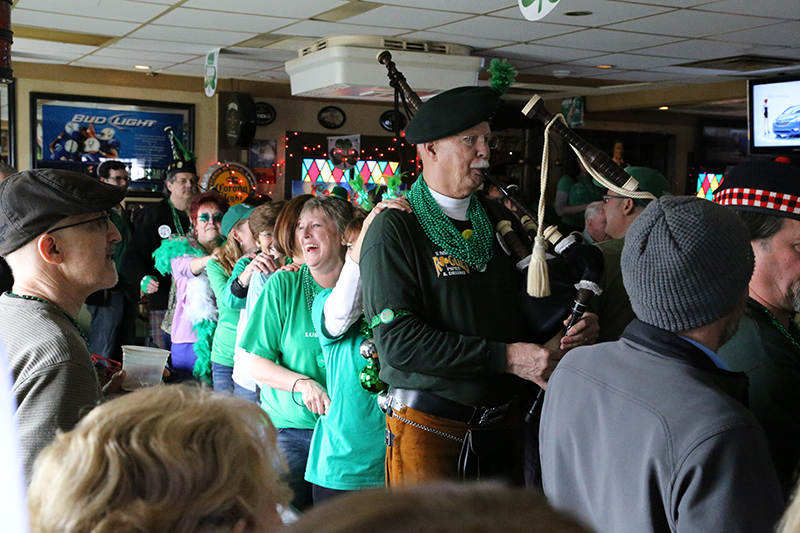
left=0, top=293, right=102, bottom=482
left=540, top=320, right=783, bottom=533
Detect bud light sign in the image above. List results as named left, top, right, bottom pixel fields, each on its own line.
left=41, top=104, right=185, bottom=166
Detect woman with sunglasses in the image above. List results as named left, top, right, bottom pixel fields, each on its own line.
left=154, top=192, right=228, bottom=382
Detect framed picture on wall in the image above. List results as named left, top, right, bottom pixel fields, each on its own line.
left=30, top=92, right=194, bottom=179
left=317, top=106, right=346, bottom=130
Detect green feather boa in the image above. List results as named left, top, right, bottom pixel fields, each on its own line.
left=192, top=319, right=215, bottom=384
left=152, top=236, right=205, bottom=276
left=152, top=236, right=216, bottom=386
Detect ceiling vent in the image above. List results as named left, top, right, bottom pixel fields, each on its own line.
left=286, top=35, right=482, bottom=101
left=679, top=55, right=800, bottom=72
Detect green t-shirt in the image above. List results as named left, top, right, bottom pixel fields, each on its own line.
left=206, top=258, right=247, bottom=367
left=238, top=267, right=326, bottom=429
left=557, top=174, right=602, bottom=228
left=304, top=289, right=385, bottom=490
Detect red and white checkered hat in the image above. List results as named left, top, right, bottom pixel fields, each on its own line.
left=713, top=160, right=800, bottom=220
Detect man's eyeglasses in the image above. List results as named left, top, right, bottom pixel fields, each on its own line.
left=47, top=212, right=111, bottom=234
left=602, top=195, right=627, bottom=204
left=459, top=135, right=500, bottom=150
left=197, top=212, right=224, bottom=224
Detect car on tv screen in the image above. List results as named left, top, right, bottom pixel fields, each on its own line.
left=773, top=105, right=800, bottom=137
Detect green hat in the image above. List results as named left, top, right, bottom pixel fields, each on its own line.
left=621, top=167, right=670, bottom=206
left=330, top=185, right=349, bottom=202
left=221, top=202, right=254, bottom=238
left=404, top=86, right=500, bottom=144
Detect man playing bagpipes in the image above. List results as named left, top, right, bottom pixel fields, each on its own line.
left=359, top=63, right=599, bottom=486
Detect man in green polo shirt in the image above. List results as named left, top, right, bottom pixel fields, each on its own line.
left=589, top=167, right=671, bottom=342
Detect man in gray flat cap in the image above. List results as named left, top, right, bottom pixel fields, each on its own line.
left=540, top=196, right=783, bottom=532
left=0, top=168, right=126, bottom=482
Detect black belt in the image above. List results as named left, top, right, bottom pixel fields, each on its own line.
left=385, top=388, right=512, bottom=427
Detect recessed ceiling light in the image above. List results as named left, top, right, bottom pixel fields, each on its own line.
left=659, top=106, right=669, bottom=110
left=134, top=65, right=151, bottom=70
left=552, top=69, right=571, bottom=78
left=564, top=10, right=593, bottom=16
left=596, top=65, right=613, bottom=69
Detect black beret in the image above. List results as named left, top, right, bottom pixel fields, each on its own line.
left=713, top=160, right=800, bottom=221
left=404, top=86, right=499, bottom=144
left=166, top=159, right=197, bottom=179
left=0, top=169, right=126, bottom=256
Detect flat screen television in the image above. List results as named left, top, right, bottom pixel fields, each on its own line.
left=749, top=74, right=800, bottom=155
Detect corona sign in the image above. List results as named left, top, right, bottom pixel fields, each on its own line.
left=202, top=162, right=255, bottom=206
left=519, top=0, right=560, bottom=21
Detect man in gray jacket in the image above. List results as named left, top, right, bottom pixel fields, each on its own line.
left=540, top=196, right=783, bottom=532
left=0, top=169, right=126, bottom=482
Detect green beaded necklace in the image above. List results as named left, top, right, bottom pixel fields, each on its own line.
left=8, top=292, right=90, bottom=349
left=168, top=198, right=189, bottom=237
left=300, top=264, right=322, bottom=316
left=758, top=304, right=800, bottom=351
left=405, top=176, right=493, bottom=271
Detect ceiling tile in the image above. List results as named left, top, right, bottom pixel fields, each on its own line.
left=369, top=0, right=516, bottom=15
left=606, top=10, right=777, bottom=38
left=13, top=0, right=170, bottom=23
left=492, top=0, right=673, bottom=27
left=569, top=53, right=684, bottom=69
left=532, top=29, right=680, bottom=53
left=91, top=48, right=199, bottom=63
left=73, top=56, right=174, bottom=69
left=491, top=43, right=606, bottom=63
left=397, top=30, right=514, bottom=51
left=613, top=0, right=723, bottom=7
left=11, top=9, right=141, bottom=36
left=224, top=47, right=298, bottom=64
left=13, top=56, right=72, bottom=65
left=127, top=25, right=257, bottom=46
left=183, top=56, right=284, bottom=71
left=13, top=50, right=82, bottom=62
left=705, top=22, right=800, bottom=47
left=274, top=20, right=403, bottom=39
left=593, top=70, right=689, bottom=82
left=181, top=0, right=346, bottom=18
left=694, top=0, right=800, bottom=19
left=433, top=16, right=581, bottom=42
left=651, top=64, right=743, bottom=76
left=635, top=39, right=751, bottom=60
left=153, top=8, right=294, bottom=33
left=518, top=63, right=616, bottom=78
left=12, top=37, right=98, bottom=55
left=343, top=6, right=470, bottom=31
left=108, top=38, right=215, bottom=55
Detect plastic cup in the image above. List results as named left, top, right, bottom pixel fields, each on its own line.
left=121, top=345, right=170, bottom=391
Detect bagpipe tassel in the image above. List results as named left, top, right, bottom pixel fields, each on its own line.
left=527, top=235, right=550, bottom=297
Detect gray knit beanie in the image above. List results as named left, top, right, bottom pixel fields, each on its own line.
left=621, top=195, right=754, bottom=332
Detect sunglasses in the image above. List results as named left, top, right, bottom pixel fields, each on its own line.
left=197, top=212, right=224, bottom=224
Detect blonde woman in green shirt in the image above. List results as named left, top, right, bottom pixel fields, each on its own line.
left=239, top=196, right=354, bottom=511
